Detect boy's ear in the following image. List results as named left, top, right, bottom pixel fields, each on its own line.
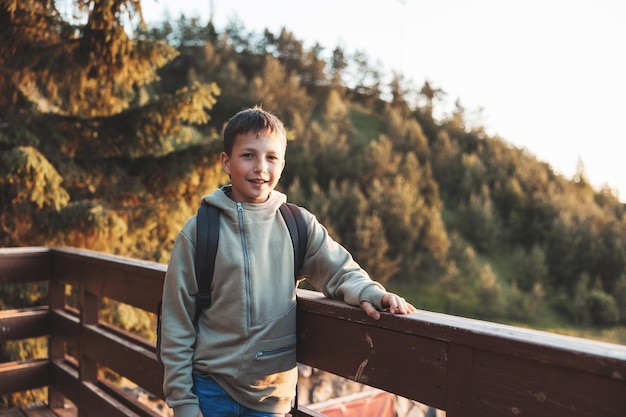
left=220, top=152, right=231, bottom=175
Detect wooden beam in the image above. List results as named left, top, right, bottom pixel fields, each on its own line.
left=0, top=307, right=49, bottom=342
left=0, top=359, right=50, bottom=395
left=466, top=348, right=626, bottom=417
left=77, top=381, right=144, bottom=417
left=0, top=248, right=51, bottom=285
left=98, top=379, right=163, bottom=417
left=51, top=248, right=165, bottom=313
left=295, top=289, right=626, bottom=417
left=296, top=290, right=447, bottom=410
left=80, top=324, right=163, bottom=399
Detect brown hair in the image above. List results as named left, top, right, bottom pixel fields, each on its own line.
left=222, top=106, right=286, bottom=155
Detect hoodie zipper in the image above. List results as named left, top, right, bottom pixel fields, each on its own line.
left=255, top=344, right=296, bottom=361
left=236, top=202, right=252, bottom=326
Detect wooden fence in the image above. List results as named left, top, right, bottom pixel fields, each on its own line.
left=1, top=247, right=625, bottom=416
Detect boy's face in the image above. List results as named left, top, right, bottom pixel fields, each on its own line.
left=221, top=131, right=286, bottom=204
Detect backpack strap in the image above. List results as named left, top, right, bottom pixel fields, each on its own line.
left=279, top=202, right=307, bottom=279
left=279, top=203, right=306, bottom=417
left=194, top=203, right=220, bottom=320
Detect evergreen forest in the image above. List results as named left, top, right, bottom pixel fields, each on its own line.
left=2, top=0, right=626, bottom=372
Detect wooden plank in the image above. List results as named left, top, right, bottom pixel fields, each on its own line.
left=0, top=307, right=49, bottom=342
left=86, top=266, right=163, bottom=313
left=296, top=289, right=626, bottom=416
left=296, top=290, right=626, bottom=379
left=0, top=248, right=51, bottom=285
left=445, top=344, right=475, bottom=417
left=297, top=296, right=447, bottom=410
left=20, top=405, right=59, bottom=417
left=49, top=404, right=77, bottom=417
left=468, top=349, right=626, bottom=417
left=98, top=379, right=163, bottom=417
left=78, top=381, right=144, bottom=417
left=393, top=308, right=626, bottom=379
left=97, top=322, right=156, bottom=355
left=51, top=248, right=165, bottom=313
left=81, top=324, right=163, bottom=399
left=51, top=362, right=158, bottom=417
left=0, top=360, right=50, bottom=395
left=0, top=404, right=76, bottom=417
left=0, top=408, right=26, bottom=417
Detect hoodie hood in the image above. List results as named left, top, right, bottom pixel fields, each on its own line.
left=202, top=185, right=287, bottom=222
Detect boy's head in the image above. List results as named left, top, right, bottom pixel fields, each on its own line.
left=220, top=106, right=287, bottom=204
left=222, top=106, right=287, bottom=156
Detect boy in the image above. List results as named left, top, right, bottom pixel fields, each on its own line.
left=160, top=106, right=415, bottom=417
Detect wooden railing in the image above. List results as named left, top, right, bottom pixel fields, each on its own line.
left=1, top=247, right=625, bottom=417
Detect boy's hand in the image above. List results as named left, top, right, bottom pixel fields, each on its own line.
left=360, top=293, right=416, bottom=320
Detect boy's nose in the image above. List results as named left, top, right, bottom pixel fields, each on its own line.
left=254, top=160, right=267, bottom=172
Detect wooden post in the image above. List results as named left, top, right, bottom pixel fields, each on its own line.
left=78, top=278, right=99, bottom=416
left=48, top=280, right=66, bottom=410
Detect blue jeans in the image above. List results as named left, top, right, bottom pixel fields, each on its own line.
left=192, top=374, right=284, bottom=417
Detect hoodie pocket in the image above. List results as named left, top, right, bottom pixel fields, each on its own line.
left=244, top=334, right=297, bottom=388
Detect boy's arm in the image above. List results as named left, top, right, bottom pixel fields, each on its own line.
left=300, top=209, right=415, bottom=319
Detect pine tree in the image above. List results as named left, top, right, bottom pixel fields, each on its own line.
left=0, top=0, right=220, bottom=252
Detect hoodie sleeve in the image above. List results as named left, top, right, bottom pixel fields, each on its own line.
left=160, top=218, right=201, bottom=417
left=299, top=209, right=387, bottom=310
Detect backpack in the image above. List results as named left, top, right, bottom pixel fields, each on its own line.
left=156, top=202, right=307, bottom=363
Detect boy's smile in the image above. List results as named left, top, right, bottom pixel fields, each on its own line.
left=221, top=131, right=286, bottom=204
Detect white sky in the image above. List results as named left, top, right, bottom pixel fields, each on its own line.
left=143, top=0, right=626, bottom=202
